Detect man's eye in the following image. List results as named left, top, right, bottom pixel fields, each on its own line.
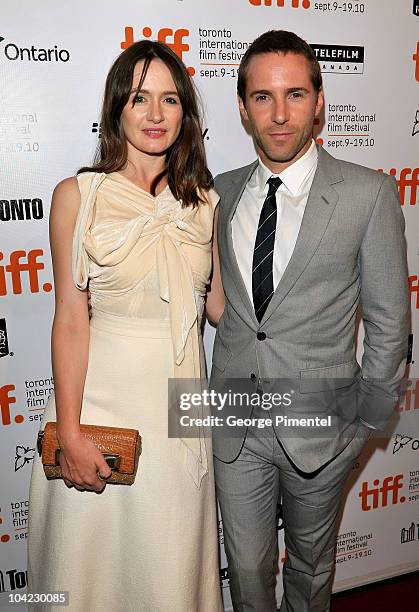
left=290, top=91, right=303, bottom=99
left=255, top=95, right=268, bottom=102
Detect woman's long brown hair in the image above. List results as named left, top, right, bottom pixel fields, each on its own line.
left=79, top=40, right=213, bottom=208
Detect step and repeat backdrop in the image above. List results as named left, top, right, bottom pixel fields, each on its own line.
left=1, top=0, right=418, bottom=609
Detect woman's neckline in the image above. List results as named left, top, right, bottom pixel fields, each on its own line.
left=111, top=171, right=170, bottom=198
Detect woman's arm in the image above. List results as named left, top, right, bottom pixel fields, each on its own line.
left=206, top=207, right=225, bottom=325
left=49, top=177, right=111, bottom=491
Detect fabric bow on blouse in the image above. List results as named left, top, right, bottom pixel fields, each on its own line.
left=72, top=172, right=218, bottom=487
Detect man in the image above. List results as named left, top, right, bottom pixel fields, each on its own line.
left=206, top=30, right=409, bottom=612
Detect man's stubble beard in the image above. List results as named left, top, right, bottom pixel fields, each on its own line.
left=254, top=130, right=312, bottom=165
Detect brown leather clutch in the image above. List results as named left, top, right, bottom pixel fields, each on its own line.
left=37, top=422, right=142, bottom=485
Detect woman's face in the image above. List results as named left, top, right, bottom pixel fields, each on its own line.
left=121, top=59, right=183, bottom=160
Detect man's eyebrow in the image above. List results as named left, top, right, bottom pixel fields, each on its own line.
left=247, top=89, right=272, bottom=98
left=248, top=87, right=310, bottom=96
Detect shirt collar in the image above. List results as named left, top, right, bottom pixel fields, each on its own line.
left=252, top=139, right=318, bottom=197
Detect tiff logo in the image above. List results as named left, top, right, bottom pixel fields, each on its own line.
left=396, top=379, right=419, bottom=412
left=0, top=318, right=9, bottom=357
left=401, top=521, right=419, bottom=543
left=0, top=505, right=10, bottom=544
left=414, top=0, right=419, bottom=17
left=409, top=276, right=419, bottom=309
left=377, top=168, right=419, bottom=205
left=413, top=42, right=419, bottom=81
left=121, top=26, right=195, bottom=76
left=359, top=474, right=405, bottom=511
left=0, top=249, right=52, bottom=295
left=0, top=384, right=24, bottom=426
left=249, top=0, right=310, bottom=7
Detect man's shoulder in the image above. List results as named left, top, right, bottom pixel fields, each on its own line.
left=321, top=147, right=390, bottom=190
left=214, top=162, right=257, bottom=194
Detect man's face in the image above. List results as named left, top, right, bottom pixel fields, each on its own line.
left=239, top=52, right=323, bottom=173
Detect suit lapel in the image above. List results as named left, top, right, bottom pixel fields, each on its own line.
left=262, top=147, right=343, bottom=325
left=223, top=161, right=259, bottom=328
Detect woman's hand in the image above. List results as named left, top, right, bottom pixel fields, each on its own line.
left=57, top=431, right=112, bottom=493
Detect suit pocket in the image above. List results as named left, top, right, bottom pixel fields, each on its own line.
left=212, top=337, right=233, bottom=373
left=299, top=360, right=360, bottom=394
left=307, top=251, right=356, bottom=281
left=350, top=420, right=371, bottom=460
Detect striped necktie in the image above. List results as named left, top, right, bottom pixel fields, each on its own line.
left=252, top=176, right=282, bottom=322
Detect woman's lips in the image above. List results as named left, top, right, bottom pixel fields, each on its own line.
left=143, top=129, right=167, bottom=138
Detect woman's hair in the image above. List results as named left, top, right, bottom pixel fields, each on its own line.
left=79, top=40, right=213, bottom=208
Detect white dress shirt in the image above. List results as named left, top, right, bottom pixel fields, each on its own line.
left=232, top=139, right=318, bottom=301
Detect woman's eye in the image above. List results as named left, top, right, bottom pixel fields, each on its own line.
left=164, top=97, right=178, bottom=104
left=133, top=95, right=145, bottom=104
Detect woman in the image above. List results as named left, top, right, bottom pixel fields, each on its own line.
left=28, top=40, right=223, bottom=612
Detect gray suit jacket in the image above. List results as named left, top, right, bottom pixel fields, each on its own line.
left=211, top=146, right=409, bottom=471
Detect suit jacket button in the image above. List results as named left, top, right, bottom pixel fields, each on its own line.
left=257, top=332, right=266, bottom=341
left=250, top=373, right=257, bottom=381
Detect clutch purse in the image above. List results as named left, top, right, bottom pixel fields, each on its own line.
left=37, top=422, right=142, bottom=485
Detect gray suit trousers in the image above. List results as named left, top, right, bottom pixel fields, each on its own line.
left=215, top=416, right=371, bottom=612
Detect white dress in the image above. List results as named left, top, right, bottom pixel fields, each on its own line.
left=28, top=172, right=223, bottom=612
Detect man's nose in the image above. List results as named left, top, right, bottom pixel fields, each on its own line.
left=272, top=99, right=289, bottom=124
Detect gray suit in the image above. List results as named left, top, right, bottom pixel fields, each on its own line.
left=211, top=146, right=409, bottom=611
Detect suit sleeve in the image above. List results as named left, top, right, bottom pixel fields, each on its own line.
left=357, top=174, right=410, bottom=429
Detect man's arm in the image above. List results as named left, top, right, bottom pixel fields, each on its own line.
left=358, top=173, right=410, bottom=429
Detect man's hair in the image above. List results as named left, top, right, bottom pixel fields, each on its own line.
left=238, top=30, right=322, bottom=101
